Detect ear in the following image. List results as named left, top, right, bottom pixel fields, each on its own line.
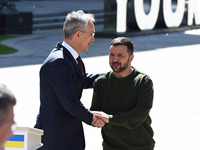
left=130, top=54, right=134, bottom=62
left=74, top=30, right=82, bottom=39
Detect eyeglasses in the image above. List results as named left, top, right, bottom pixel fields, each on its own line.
left=91, top=32, right=95, bottom=37
left=78, top=30, right=95, bottom=37
left=11, top=122, right=17, bottom=133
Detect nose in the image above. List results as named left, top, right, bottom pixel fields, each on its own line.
left=10, top=130, right=14, bottom=137
left=113, top=56, right=118, bottom=62
left=8, top=128, right=14, bottom=139
left=91, top=36, right=95, bottom=42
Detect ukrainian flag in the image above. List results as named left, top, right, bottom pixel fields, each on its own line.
left=5, top=135, right=24, bottom=148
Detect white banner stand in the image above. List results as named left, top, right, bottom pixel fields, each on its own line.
left=5, top=127, right=43, bottom=150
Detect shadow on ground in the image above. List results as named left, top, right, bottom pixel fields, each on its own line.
left=0, top=30, right=200, bottom=68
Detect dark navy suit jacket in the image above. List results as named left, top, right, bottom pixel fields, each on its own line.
left=34, top=43, right=100, bottom=150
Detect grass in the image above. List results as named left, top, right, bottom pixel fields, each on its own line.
left=0, top=35, right=18, bottom=54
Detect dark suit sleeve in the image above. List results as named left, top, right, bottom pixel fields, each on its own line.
left=42, top=58, right=93, bottom=125
left=84, top=73, right=103, bottom=89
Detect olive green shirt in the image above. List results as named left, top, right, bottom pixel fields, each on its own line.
left=91, top=68, right=155, bottom=150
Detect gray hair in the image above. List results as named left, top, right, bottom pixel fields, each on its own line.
left=63, top=10, right=95, bottom=39
left=0, top=84, right=16, bottom=123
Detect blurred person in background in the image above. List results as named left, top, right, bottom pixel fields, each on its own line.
left=0, top=84, right=16, bottom=150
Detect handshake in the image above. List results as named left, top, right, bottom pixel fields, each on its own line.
left=91, top=111, right=111, bottom=128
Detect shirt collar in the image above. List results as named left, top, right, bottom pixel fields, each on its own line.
left=62, top=41, right=79, bottom=62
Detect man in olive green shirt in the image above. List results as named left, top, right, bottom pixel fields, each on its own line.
left=91, top=37, right=155, bottom=150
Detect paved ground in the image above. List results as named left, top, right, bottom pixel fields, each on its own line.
left=1, top=1, right=200, bottom=150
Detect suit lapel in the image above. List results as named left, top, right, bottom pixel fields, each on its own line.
left=56, top=43, right=85, bottom=79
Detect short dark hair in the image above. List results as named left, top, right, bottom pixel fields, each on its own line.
left=0, top=84, right=16, bottom=123
left=110, top=37, right=134, bottom=55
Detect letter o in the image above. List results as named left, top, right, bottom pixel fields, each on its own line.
left=134, top=0, right=160, bottom=30
left=163, top=0, right=185, bottom=27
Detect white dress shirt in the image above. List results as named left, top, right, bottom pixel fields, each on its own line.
left=62, top=41, right=79, bottom=63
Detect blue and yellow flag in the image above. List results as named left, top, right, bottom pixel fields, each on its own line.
left=5, top=135, right=24, bottom=148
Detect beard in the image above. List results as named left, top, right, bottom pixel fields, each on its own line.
left=110, top=58, right=129, bottom=73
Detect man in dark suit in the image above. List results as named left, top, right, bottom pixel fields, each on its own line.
left=34, top=10, right=105, bottom=150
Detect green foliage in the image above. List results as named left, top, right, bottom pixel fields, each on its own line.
left=0, top=35, right=18, bottom=54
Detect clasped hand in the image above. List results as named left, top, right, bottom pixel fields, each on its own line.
left=91, top=111, right=110, bottom=128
